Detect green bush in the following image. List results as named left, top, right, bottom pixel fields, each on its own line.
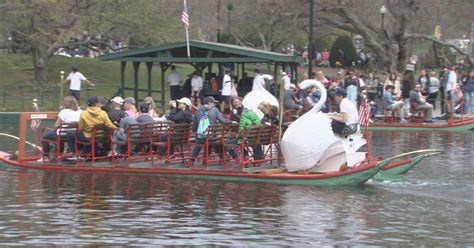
left=329, top=35, right=358, bottom=68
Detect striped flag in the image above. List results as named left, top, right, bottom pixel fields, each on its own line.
left=358, top=101, right=370, bottom=126
left=181, top=0, right=189, bottom=30
left=31, top=99, right=41, bottom=131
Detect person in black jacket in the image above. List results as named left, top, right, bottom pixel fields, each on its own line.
left=168, top=97, right=193, bottom=124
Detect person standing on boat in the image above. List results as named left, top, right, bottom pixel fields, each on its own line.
left=446, top=66, right=457, bottom=118
left=418, top=69, right=431, bottom=96
left=410, top=84, right=434, bottom=123
left=463, top=70, right=474, bottom=114
left=168, top=65, right=182, bottom=101
left=66, top=96, right=117, bottom=158
left=327, top=88, right=359, bottom=135
left=427, top=71, right=440, bottom=111
left=401, top=71, right=415, bottom=119
left=63, top=65, right=95, bottom=101
left=384, top=85, right=407, bottom=123
left=384, top=73, right=401, bottom=99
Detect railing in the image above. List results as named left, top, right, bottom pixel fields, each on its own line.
left=0, top=84, right=120, bottom=112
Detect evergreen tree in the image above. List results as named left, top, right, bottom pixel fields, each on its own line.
left=329, top=36, right=358, bottom=68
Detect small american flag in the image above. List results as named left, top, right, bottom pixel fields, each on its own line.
left=358, top=101, right=370, bottom=126
left=181, top=0, right=189, bottom=30
left=31, top=100, right=41, bottom=131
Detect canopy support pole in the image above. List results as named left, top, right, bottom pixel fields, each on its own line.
left=120, top=61, right=126, bottom=98
left=132, top=62, right=140, bottom=104
left=146, top=62, right=154, bottom=97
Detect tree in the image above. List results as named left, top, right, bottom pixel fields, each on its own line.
left=329, top=35, right=357, bottom=67
left=317, top=0, right=473, bottom=72
left=225, top=0, right=308, bottom=51
left=0, top=0, right=182, bottom=85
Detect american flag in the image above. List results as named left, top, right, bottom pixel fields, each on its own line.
left=31, top=100, right=41, bottom=131
left=181, top=0, right=189, bottom=30
left=358, top=101, right=371, bottom=126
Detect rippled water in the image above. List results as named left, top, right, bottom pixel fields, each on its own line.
left=0, top=117, right=473, bottom=245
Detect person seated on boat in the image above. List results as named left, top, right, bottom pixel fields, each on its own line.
left=384, top=85, right=407, bottom=123
left=111, top=116, right=137, bottom=155
left=142, top=96, right=158, bottom=118
left=302, top=87, right=316, bottom=113
left=123, top=97, right=138, bottom=118
left=283, top=84, right=302, bottom=116
left=226, top=105, right=263, bottom=161
left=327, top=88, right=359, bottom=135
left=230, top=97, right=243, bottom=122
left=40, top=96, right=82, bottom=162
left=108, top=96, right=126, bottom=127
left=260, top=102, right=279, bottom=126
left=168, top=97, right=193, bottom=124
left=66, top=96, right=118, bottom=158
left=136, top=103, right=154, bottom=123
left=153, top=106, right=168, bottom=122
left=409, top=84, right=434, bottom=123
left=189, top=96, right=236, bottom=166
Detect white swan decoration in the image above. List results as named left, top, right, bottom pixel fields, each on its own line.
left=281, top=80, right=341, bottom=172
left=243, top=74, right=279, bottom=118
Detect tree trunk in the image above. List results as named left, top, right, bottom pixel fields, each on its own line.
left=397, top=37, right=408, bottom=72
left=31, top=47, right=48, bottom=85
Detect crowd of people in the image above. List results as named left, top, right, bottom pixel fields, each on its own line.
left=40, top=63, right=474, bottom=163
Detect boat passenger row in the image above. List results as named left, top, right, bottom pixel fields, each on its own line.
left=41, top=121, right=282, bottom=170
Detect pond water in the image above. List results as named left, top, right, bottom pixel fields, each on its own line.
left=0, top=114, right=473, bottom=246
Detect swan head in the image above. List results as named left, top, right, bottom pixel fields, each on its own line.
left=298, top=79, right=327, bottom=113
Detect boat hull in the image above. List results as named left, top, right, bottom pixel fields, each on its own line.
left=0, top=152, right=383, bottom=187
left=369, top=117, right=474, bottom=131
left=373, top=156, right=425, bottom=180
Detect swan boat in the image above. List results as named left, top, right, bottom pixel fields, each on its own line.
left=0, top=79, right=441, bottom=186
left=369, top=116, right=474, bottom=131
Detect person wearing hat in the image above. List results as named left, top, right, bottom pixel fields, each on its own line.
left=189, top=96, right=235, bottom=166
left=282, top=71, right=292, bottom=91
left=66, top=96, right=117, bottom=158
left=327, top=88, right=359, bottom=135
left=63, top=65, right=95, bottom=101
left=168, top=97, right=193, bottom=124
left=123, top=97, right=138, bottom=118
left=107, top=96, right=126, bottom=126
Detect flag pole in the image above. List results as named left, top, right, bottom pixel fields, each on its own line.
left=182, top=0, right=190, bottom=59
left=365, top=123, right=371, bottom=160
left=186, top=28, right=190, bottom=59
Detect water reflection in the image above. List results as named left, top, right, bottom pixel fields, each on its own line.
left=0, top=131, right=473, bottom=245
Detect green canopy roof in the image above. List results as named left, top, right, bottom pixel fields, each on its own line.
left=98, top=40, right=303, bottom=64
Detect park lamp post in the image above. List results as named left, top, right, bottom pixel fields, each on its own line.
left=227, top=0, right=233, bottom=35
left=380, top=5, right=387, bottom=30
left=59, top=71, right=64, bottom=109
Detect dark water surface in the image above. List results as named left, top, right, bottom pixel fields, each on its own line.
left=0, top=116, right=473, bottom=245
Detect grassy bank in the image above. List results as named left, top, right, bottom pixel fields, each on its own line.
left=0, top=53, right=196, bottom=111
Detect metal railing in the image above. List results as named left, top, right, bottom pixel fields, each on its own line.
left=0, top=84, right=120, bottom=112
